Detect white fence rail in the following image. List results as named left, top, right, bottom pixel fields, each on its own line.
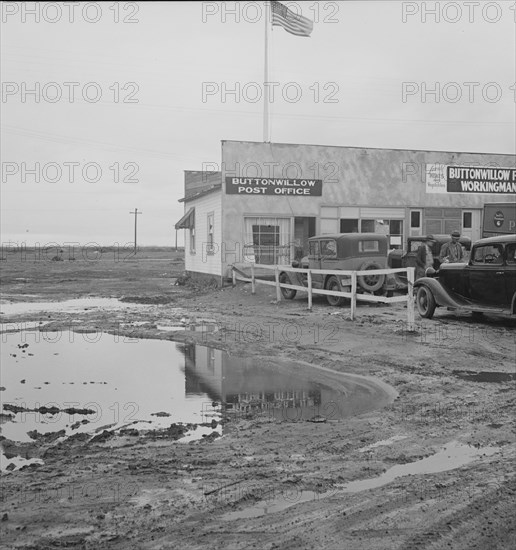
left=231, top=263, right=416, bottom=331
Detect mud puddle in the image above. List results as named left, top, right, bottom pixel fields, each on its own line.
left=0, top=297, right=155, bottom=316
left=223, top=441, right=500, bottom=520
left=1, top=335, right=395, bottom=470
left=0, top=332, right=222, bottom=450
left=453, top=370, right=516, bottom=383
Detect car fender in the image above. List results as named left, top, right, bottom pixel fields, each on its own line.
left=280, top=270, right=304, bottom=287
left=413, top=278, right=464, bottom=309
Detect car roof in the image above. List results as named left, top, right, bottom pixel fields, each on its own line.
left=474, top=234, right=516, bottom=245
left=309, top=233, right=387, bottom=241
left=409, top=234, right=471, bottom=242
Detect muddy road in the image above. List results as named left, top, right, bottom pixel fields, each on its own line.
left=1, top=250, right=515, bottom=549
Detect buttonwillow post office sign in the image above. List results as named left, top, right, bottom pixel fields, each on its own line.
left=426, top=164, right=516, bottom=194
left=226, top=177, right=323, bottom=196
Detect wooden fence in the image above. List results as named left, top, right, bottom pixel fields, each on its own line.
left=231, top=264, right=416, bottom=331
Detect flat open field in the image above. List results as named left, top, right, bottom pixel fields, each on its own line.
left=1, top=248, right=515, bottom=550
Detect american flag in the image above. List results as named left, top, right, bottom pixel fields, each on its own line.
left=271, top=1, right=313, bottom=37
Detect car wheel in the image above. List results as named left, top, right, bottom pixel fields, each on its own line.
left=326, top=276, right=345, bottom=307
left=358, top=261, right=386, bottom=293
left=416, top=285, right=436, bottom=319
left=279, top=272, right=297, bottom=300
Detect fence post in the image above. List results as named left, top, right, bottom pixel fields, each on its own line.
left=307, top=270, right=312, bottom=311
left=406, top=267, right=415, bottom=332
left=275, top=266, right=281, bottom=302
left=251, top=264, right=256, bottom=294
left=351, top=272, right=357, bottom=320
left=232, top=267, right=236, bottom=288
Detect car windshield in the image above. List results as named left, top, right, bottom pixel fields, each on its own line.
left=409, top=240, right=426, bottom=252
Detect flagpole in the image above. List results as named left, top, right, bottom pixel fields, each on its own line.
left=263, top=1, right=269, bottom=142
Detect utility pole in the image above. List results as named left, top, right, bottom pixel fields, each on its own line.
left=129, top=208, right=142, bottom=254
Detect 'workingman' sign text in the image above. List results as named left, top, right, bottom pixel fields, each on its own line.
left=447, top=167, right=516, bottom=194
left=226, top=177, right=323, bottom=196
left=426, top=164, right=516, bottom=194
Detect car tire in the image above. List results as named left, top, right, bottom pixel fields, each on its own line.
left=326, top=276, right=345, bottom=307
left=416, top=285, right=436, bottom=319
left=279, top=272, right=297, bottom=300
left=358, top=261, right=385, bottom=293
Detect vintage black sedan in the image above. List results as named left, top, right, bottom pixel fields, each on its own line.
left=414, top=235, right=516, bottom=319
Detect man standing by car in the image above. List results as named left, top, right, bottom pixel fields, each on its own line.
left=439, top=230, right=465, bottom=263
left=415, top=236, right=435, bottom=279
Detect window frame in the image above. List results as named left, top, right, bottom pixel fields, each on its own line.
left=206, top=212, right=215, bottom=255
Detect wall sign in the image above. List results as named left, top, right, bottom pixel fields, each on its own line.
left=225, top=177, right=323, bottom=196
left=426, top=164, right=516, bottom=194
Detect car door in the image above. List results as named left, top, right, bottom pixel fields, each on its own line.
left=505, top=243, right=516, bottom=306
left=467, top=243, right=507, bottom=306
left=319, top=239, right=339, bottom=286
left=307, top=240, right=323, bottom=288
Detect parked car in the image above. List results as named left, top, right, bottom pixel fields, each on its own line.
left=388, top=234, right=472, bottom=285
left=279, top=233, right=396, bottom=306
left=414, top=235, right=516, bottom=319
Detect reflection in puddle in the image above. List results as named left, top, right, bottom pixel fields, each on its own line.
left=453, top=370, right=516, bottom=383
left=223, top=441, right=500, bottom=520
left=179, top=343, right=394, bottom=422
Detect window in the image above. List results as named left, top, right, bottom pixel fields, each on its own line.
left=463, top=212, right=472, bottom=229
left=244, top=217, right=291, bottom=264
left=359, top=240, right=380, bottom=253
left=320, top=239, right=337, bottom=257
left=411, top=211, right=421, bottom=228
left=409, top=240, right=425, bottom=252
left=309, top=241, right=320, bottom=256
left=340, top=219, right=358, bottom=233
left=190, top=227, right=195, bottom=254
left=207, top=212, right=214, bottom=255
left=507, top=244, right=516, bottom=265
left=472, top=245, right=503, bottom=265
left=388, top=220, right=403, bottom=248
left=360, top=219, right=375, bottom=232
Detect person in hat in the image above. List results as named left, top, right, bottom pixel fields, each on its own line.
left=415, top=235, right=436, bottom=279
left=439, top=230, right=464, bottom=263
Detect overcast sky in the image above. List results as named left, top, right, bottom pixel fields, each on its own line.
left=1, top=1, right=515, bottom=246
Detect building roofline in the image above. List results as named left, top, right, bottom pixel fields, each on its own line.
left=221, top=140, right=516, bottom=158
left=178, top=184, right=222, bottom=203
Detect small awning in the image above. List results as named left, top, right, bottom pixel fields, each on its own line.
left=175, top=207, right=195, bottom=230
